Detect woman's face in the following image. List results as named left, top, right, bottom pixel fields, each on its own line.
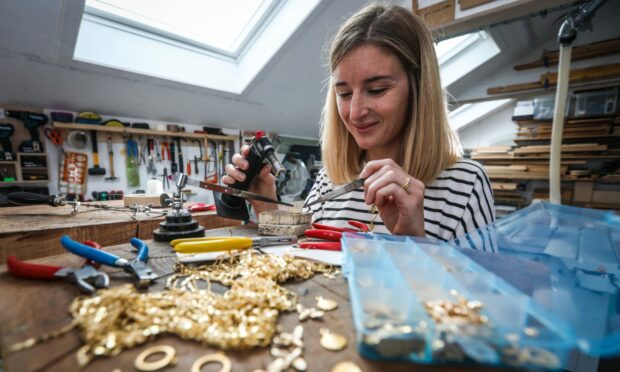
left=333, top=43, right=410, bottom=161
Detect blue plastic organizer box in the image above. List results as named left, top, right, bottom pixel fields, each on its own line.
left=341, top=202, right=620, bottom=370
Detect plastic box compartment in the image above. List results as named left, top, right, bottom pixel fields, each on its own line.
left=342, top=202, right=620, bottom=369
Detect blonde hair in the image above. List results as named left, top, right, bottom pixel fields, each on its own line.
left=320, top=3, right=461, bottom=185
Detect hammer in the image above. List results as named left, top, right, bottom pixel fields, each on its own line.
left=192, top=139, right=202, bottom=175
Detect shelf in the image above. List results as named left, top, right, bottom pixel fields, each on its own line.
left=0, top=180, right=48, bottom=187
left=18, top=152, right=47, bottom=156
left=0, top=161, right=16, bottom=165
left=431, top=0, right=574, bottom=40
left=52, top=122, right=237, bottom=141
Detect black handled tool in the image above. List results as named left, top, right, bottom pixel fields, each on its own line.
left=4, top=110, right=48, bottom=152
left=214, top=130, right=287, bottom=221
left=0, top=123, right=15, bottom=161
left=88, top=130, right=106, bottom=176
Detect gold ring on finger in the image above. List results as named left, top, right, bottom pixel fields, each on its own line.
left=401, top=177, right=411, bottom=191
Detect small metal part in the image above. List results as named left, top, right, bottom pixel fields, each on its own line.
left=134, top=345, right=177, bottom=371
left=191, top=352, right=231, bottom=372
left=320, top=328, right=347, bottom=351
left=331, top=361, right=362, bottom=372
left=316, top=296, right=338, bottom=311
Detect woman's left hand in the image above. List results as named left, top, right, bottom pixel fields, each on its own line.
left=360, top=159, right=425, bottom=236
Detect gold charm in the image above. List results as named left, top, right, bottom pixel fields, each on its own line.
left=331, top=361, right=362, bottom=372
left=320, top=328, right=347, bottom=351
left=316, top=296, right=338, bottom=311
left=191, top=352, right=231, bottom=372
left=134, top=345, right=177, bottom=371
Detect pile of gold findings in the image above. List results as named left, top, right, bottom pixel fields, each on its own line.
left=424, top=289, right=488, bottom=325
left=255, top=325, right=307, bottom=372
left=66, top=250, right=332, bottom=366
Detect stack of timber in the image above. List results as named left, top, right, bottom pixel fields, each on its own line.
left=470, top=115, right=620, bottom=213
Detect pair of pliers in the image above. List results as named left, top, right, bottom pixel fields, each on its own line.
left=171, top=236, right=297, bottom=254
left=300, top=220, right=369, bottom=251
left=60, top=235, right=158, bottom=289
left=6, top=241, right=110, bottom=293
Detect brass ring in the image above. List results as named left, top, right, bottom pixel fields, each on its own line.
left=401, top=177, right=411, bottom=191
left=191, top=352, right=232, bottom=372
left=134, top=345, right=177, bottom=371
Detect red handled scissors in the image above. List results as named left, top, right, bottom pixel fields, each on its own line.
left=299, top=220, right=369, bottom=251
left=45, top=127, right=65, bottom=153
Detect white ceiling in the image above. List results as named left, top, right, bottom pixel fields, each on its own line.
left=0, top=0, right=617, bottom=139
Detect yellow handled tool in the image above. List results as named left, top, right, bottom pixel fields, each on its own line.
left=171, top=236, right=297, bottom=254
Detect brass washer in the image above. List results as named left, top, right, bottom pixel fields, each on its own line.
left=134, top=345, right=176, bottom=371
left=191, top=352, right=232, bottom=372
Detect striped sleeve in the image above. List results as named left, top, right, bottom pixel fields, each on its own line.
left=453, top=160, right=496, bottom=239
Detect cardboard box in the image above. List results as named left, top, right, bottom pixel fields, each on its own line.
left=413, top=0, right=455, bottom=28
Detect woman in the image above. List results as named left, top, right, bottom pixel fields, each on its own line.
left=223, top=3, right=495, bottom=241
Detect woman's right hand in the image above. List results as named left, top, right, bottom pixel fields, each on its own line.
left=221, top=145, right=278, bottom=215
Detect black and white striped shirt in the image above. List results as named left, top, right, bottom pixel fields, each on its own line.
left=302, top=159, right=495, bottom=242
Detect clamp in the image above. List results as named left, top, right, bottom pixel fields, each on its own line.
left=6, top=241, right=110, bottom=293
left=60, top=235, right=158, bottom=289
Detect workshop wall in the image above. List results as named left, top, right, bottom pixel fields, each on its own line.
left=41, top=110, right=240, bottom=204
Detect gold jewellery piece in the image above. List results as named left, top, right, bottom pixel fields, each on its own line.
left=316, top=296, right=339, bottom=311
left=331, top=361, right=363, bottom=372
left=320, top=328, right=348, bottom=351
left=401, top=177, right=411, bottom=191
left=134, top=345, right=177, bottom=371
left=191, top=352, right=231, bottom=372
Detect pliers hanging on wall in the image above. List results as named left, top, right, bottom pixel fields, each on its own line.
left=6, top=241, right=110, bottom=293
left=60, top=235, right=158, bottom=289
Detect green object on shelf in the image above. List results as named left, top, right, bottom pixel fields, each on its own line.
left=3, top=177, right=16, bottom=182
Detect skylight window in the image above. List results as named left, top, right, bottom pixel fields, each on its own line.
left=435, top=31, right=500, bottom=87
left=85, top=0, right=279, bottom=57
left=74, top=0, right=322, bottom=94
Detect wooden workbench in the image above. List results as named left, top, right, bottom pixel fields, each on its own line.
left=0, top=226, right=481, bottom=372
left=0, top=201, right=239, bottom=263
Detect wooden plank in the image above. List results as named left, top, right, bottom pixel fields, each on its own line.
left=514, top=37, right=620, bottom=71
left=487, top=63, right=620, bottom=95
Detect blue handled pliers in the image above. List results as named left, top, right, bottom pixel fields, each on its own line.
left=60, top=235, right=158, bottom=289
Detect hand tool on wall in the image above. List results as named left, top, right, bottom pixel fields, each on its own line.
left=6, top=241, right=110, bottom=293
left=191, top=139, right=202, bottom=175
left=4, top=110, right=48, bottom=152
left=186, top=160, right=192, bottom=176
left=105, top=134, right=118, bottom=181
left=162, top=167, right=170, bottom=190
left=0, top=123, right=15, bottom=161
left=183, top=175, right=293, bottom=207
left=61, top=235, right=158, bottom=289
left=45, top=127, right=66, bottom=189
left=126, top=136, right=140, bottom=187
left=170, top=235, right=297, bottom=254
left=87, top=130, right=105, bottom=176
left=176, top=138, right=183, bottom=174
left=170, top=140, right=177, bottom=174
left=213, top=131, right=287, bottom=221
left=146, top=138, right=157, bottom=175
